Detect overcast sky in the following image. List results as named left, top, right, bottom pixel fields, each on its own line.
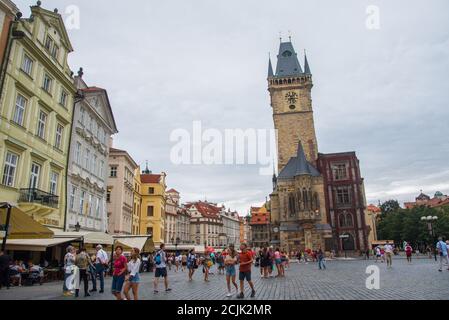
left=16, top=0, right=449, bottom=214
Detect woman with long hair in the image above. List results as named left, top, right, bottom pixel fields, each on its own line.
left=224, top=246, right=239, bottom=297
left=111, top=246, right=127, bottom=300
left=124, top=247, right=141, bottom=300
left=187, top=249, right=197, bottom=281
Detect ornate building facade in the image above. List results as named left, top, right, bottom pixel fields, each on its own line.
left=66, top=71, right=118, bottom=232
left=0, top=4, right=76, bottom=229
left=268, top=40, right=369, bottom=254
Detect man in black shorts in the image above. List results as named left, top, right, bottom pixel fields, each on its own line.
left=153, top=243, right=171, bottom=293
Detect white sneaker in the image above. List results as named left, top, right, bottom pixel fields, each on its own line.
left=226, top=293, right=232, bottom=297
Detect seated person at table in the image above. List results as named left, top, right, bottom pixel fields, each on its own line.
left=9, top=260, right=24, bottom=286
left=27, top=261, right=43, bottom=285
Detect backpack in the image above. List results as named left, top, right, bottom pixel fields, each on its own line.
left=155, top=251, right=162, bottom=265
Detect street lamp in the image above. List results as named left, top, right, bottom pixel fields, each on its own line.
left=175, top=237, right=180, bottom=253
left=421, top=215, right=438, bottom=261
left=74, top=222, right=81, bottom=232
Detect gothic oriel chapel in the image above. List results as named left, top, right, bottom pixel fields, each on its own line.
left=268, top=40, right=369, bottom=254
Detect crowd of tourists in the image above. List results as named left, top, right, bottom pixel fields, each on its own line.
left=2, top=237, right=449, bottom=298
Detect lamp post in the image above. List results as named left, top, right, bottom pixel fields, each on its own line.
left=421, top=215, right=438, bottom=261
left=74, top=222, right=81, bottom=232
left=175, top=237, right=180, bottom=254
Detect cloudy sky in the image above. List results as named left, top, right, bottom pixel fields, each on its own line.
left=17, top=0, right=449, bottom=214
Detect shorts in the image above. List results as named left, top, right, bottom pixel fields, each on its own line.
left=239, top=271, right=251, bottom=281
left=226, top=266, right=236, bottom=277
left=155, top=267, right=167, bottom=278
left=182, top=262, right=187, bottom=266
left=111, top=275, right=125, bottom=293
left=275, top=259, right=282, bottom=265
left=129, top=273, right=140, bottom=283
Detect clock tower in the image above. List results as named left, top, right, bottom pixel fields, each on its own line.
left=268, top=41, right=318, bottom=172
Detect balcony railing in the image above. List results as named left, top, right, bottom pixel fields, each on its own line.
left=19, top=188, right=59, bottom=208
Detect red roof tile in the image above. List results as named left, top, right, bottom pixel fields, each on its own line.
left=140, top=174, right=161, bottom=184
left=81, top=86, right=105, bottom=92
left=366, top=204, right=381, bottom=213
left=185, top=201, right=221, bottom=218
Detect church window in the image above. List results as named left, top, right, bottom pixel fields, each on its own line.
left=336, top=186, right=351, bottom=206
left=333, top=163, right=348, bottom=180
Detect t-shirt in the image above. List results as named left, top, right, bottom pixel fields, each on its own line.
left=155, top=250, right=167, bottom=268
left=113, top=254, right=127, bottom=276
left=239, top=251, right=253, bottom=272
left=274, top=251, right=281, bottom=259
left=437, top=241, right=448, bottom=256
left=405, top=246, right=412, bottom=254
left=384, top=244, right=393, bottom=254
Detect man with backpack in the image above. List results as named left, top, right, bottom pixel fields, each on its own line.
left=436, top=237, right=449, bottom=272
left=153, top=243, right=171, bottom=293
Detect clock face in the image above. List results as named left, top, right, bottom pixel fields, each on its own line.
left=285, top=92, right=298, bottom=105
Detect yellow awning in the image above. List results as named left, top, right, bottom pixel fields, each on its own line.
left=114, top=236, right=155, bottom=252
left=51, top=229, right=114, bottom=245
left=5, top=238, right=78, bottom=252
left=0, top=203, right=54, bottom=239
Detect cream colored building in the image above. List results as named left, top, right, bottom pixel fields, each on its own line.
left=132, top=167, right=141, bottom=235
left=0, top=3, right=76, bottom=229
left=220, top=208, right=240, bottom=247
left=106, top=147, right=138, bottom=235
left=165, top=188, right=179, bottom=244
left=186, top=201, right=224, bottom=247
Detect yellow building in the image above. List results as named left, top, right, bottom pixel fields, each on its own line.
left=139, top=165, right=166, bottom=246
left=0, top=3, right=76, bottom=229
left=132, top=166, right=141, bottom=235
left=365, top=204, right=380, bottom=248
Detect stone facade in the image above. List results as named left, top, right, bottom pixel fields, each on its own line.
left=270, top=81, right=318, bottom=170
left=268, top=40, right=367, bottom=254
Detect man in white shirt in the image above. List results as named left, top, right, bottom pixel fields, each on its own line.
left=91, top=245, right=108, bottom=293
left=384, top=241, right=393, bottom=268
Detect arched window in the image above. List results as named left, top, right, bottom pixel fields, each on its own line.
left=346, top=213, right=353, bottom=227
left=339, top=211, right=353, bottom=227
left=288, top=193, right=296, bottom=217
left=339, top=214, right=346, bottom=227
left=302, top=189, right=308, bottom=210
left=342, top=233, right=355, bottom=251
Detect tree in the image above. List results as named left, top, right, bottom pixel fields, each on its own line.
left=376, top=203, right=449, bottom=249
left=379, top=200, right=400, bottom=215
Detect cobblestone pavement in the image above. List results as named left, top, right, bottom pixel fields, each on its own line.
left=1, top=258, right=448, bottom=300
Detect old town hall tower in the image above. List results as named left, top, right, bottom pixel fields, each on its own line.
left=268, top=40, right=369, bottom=255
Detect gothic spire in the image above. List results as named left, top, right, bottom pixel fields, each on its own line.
left=304, top=50, right=311, bottom=74
left=268, top=55, right=274, bottom=77
left=275, top=41, right=303, bottom=77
